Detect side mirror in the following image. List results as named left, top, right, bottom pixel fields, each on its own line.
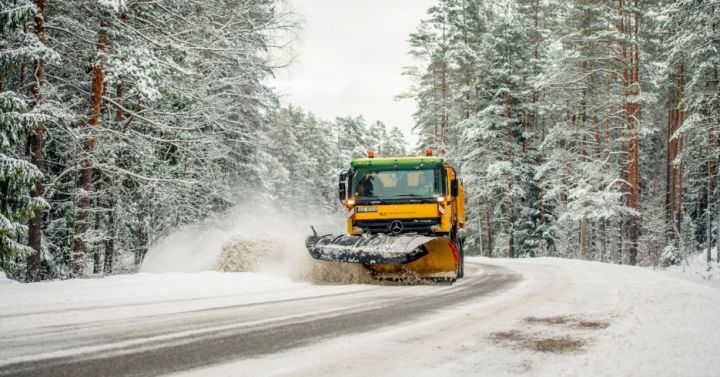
left=339, top=171, right=348, bottom=201
left=339, top=182, right=347, bottom=201
left=451, top=179, right=459, bottom=197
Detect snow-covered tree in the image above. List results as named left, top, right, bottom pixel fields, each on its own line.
left=0, top=0, right=49, bottom=278
left=381, top=127, right=408, bottom=157
left=406, top=0, right=709, bottom=266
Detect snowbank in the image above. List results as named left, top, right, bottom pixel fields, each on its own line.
left=0, top=269, right=13, bottom=284
left=661, top=248, right=720, bottom=288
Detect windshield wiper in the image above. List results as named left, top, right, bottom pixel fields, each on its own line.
left=390, top=194, right=440, bottom=203
left=359, top=196, right=390, bottom=204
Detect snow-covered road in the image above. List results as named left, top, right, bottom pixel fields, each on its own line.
left=1, top=257, right=719, bottom=377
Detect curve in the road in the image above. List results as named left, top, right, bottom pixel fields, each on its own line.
left=0, top=262, right=520, bottom=377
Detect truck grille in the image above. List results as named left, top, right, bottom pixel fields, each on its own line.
left=354, top=218, right=440, bottom=235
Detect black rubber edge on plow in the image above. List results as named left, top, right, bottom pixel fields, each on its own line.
left=305, top=235, right=429, bottom=265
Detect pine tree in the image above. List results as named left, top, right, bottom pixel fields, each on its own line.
left=669, top=0, right=720, bottom=262
left=382, top=127, right=408, bottom=157
left=9, top=0, right=301, bottom=279
left=0, top=0, right=49, bottom=278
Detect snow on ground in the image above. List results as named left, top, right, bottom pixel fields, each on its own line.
left=172, top=257, right=720, bottom=377
left=0, top=271, right=364, bottom=337
left=2, top=253, right=719, bottom=376
left=0, top=269, right=13, bottom=284
left=660, top=248, right=720, bottom=288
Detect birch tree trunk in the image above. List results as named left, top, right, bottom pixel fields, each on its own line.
left=483, top=196, right=493, bottom=257
left=580, top=216, right=587, bottom=260
left=708, top=142, right=714, bottom=263
left=103, top=80, right=125, bottom=275
left=505, top=90, right=515, bottom=258
left=104, top=177, right=115, bottom=275
left=675, top=65, right=685, bottom=245
left=666, top=104, right=676, bottom=244
left=665, top=62, right=685, bottom=248
left=93, top=169, right=103, bottom=274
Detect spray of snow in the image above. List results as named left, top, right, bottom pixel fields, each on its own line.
left=141, top=205, right=373, bottom=284
left=215, top=235, right=285, bottom=273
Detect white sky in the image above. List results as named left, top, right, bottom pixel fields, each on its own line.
left=266, top=0, right=436, bottom=147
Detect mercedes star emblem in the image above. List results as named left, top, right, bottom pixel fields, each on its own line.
left=389, top=220, right=403, bottom=235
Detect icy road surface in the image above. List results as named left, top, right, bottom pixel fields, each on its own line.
left=1, top=257, right=719, bottom=377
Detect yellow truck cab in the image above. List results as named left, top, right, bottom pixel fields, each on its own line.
left=341, top=153, right=465, bottom=240
left=307, top=150, right=467, bottom=282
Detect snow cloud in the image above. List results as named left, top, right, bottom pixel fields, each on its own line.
left=140, top=204, right=370, bottom=283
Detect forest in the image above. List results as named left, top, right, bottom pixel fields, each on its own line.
left=406, top=0, right=719, bottom=266
left=0, top=0, right=718, bottom=282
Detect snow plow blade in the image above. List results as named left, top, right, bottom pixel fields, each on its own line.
left=305, top=233, right=434, bottom=265
left=306, top=230, right=461, bottom=280
left=369, top=237, right=459, bottom=279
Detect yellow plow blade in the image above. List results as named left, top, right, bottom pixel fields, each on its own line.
left=369, top=237, right=459, bottom=279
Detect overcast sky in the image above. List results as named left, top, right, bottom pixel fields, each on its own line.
left=266, top=0, right=435, bottom=147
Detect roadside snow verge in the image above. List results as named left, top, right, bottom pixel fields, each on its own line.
left=660, top=248, right=720, bottom=288
left=171, top=257, right=720, bottom=377
left=0, top=269, right=13, bottom=284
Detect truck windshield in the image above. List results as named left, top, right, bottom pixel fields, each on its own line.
left=351, top=168, right=444, bottom=202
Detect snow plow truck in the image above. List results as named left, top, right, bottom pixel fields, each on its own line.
left=306, top=149, right=466, bottom=283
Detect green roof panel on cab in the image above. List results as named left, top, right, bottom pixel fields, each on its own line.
left=350, top=156, right=445, bottom=170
